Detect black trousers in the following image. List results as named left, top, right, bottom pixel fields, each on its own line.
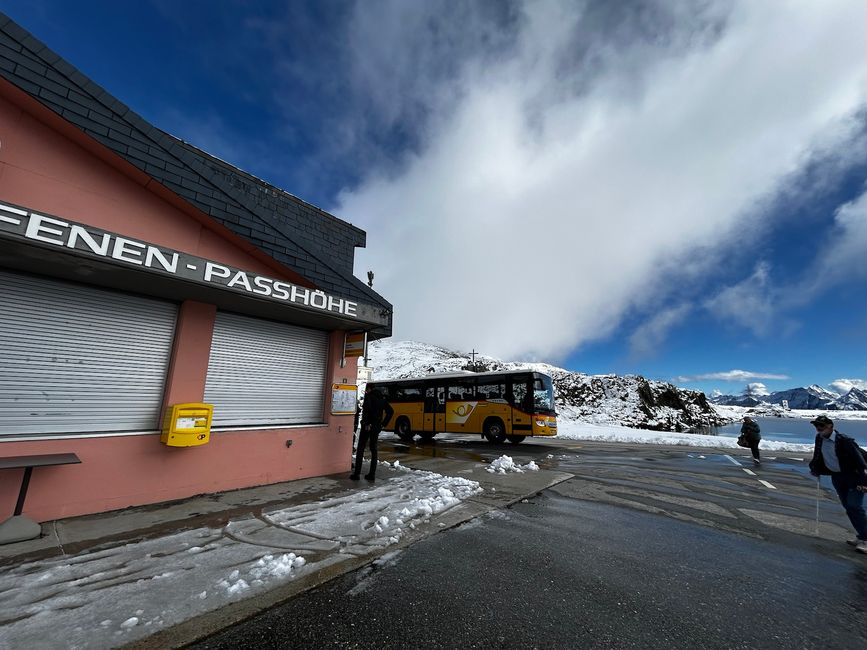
left=354, top=425, right=380, bottom=477
left=749, top=442, right=760, bottom=461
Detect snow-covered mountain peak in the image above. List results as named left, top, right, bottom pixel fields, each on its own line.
left=808, top=384, right=840, bottom=399
left=712, top=384, right=865, bottom=411
left=837, top=387, right=867, bottom=411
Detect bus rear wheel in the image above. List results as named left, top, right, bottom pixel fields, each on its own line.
left=394, top=417, right=414, bottom=442
left=483, top=419, right=507, bottom=444
left=506, top=435, right=526, bottom=444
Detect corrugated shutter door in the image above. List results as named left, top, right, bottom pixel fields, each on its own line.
left=0, top=270, right=177, bottom=436
left=204, top=312, right=328, bottom=427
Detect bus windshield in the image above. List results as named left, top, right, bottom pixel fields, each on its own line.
left=533, top=375, right=556, bottom=414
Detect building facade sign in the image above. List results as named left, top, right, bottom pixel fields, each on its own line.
left=344, top=332, right=366, bottom=358
left=0, top=200, right=384, bottom=325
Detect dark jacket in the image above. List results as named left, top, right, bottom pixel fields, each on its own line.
left=360, top=389, right=394, bottom=432
left=809, top=431, right=867, bottom=485
left=740, top=420, right=761, bottom=443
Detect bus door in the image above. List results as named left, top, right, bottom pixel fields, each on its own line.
left=423, top=385, right=445, bottom=433
left=508, top=376, right=532, bottom=434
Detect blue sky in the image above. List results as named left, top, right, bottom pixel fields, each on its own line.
left=4, top=1, right=867, bottom=398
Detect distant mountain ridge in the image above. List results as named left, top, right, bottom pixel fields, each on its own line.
left=366, top=340, right=727, bottom=432
left=711, top=384, right=867, bottom=411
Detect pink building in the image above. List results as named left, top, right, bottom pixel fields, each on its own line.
left=0, top=14, right=391, bottom=528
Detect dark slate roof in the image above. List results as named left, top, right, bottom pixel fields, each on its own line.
left=0, top=12, right=392, bottom=335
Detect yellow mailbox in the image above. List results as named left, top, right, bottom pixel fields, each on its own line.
left=161, top=403, right=214, bottom=447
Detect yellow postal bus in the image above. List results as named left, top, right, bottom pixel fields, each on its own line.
left=368, top=370, right=557, bottom=444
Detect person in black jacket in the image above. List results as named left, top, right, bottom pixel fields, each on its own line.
left=808, top=415, right=867, bottom=553
left=350, top=386, right=394, bottom=482
left=740, top=416, right=762, bottom=464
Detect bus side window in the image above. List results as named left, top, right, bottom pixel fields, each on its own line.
left=398, top=386, right=422, bottom=402
left=511, top=381, right=528, bottom=409
left=449, top=378, right=475, bottom=400
left=478, top=382, right=504, bottom=400
left=425, top=387, right=437, bottom=412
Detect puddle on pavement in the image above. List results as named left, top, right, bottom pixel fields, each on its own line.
left=380, top=439, right=491, bottom=464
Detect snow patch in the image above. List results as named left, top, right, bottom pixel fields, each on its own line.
left=486, top=455, right=541, bottom=474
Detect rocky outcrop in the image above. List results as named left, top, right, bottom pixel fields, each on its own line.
left=550, top=371, right=725, bottom=432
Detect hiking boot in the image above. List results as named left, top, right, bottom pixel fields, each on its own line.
left=753, top=458, right=761, bottom=465
left=364, top=474, right=375, bottom=481
left=349, top=474, right=360, bottom=481
left=856, top=540, right=867, bottom=554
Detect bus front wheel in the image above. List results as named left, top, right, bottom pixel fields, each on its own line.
left=394, top=417, right=414, bottom=442
left=506, top=435, right=526, bottom=444
left=483, top=419, right=507, bottom=444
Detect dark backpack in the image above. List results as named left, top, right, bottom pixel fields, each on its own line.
left=839, top=433, right=867, bottom=468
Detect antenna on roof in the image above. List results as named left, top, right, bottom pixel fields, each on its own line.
left=367, top=270, right=374, bottom=288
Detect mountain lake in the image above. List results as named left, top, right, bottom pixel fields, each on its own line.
left=700, top=416, right=867, bottom=446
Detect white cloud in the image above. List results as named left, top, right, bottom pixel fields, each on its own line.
left=677, top=369, right=790, bottom=383
left=336, top=0, right=867, bottom=361
left=628, top=304, right=691, bottom=359
left=803, top=187, right=867, bottom=293
left=744, top=382, right=770, bottom=397
left=828, top=378, right=867, bottom=394
left=703, top=263, right=774, bottom=336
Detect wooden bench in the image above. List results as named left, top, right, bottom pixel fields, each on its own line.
left=0, top=453, right=81, bottom=544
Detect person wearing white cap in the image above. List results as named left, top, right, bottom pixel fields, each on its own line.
left=808, top=415, right=867, bottom=553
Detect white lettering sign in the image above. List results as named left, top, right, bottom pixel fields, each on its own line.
left=111, top=237, right=146, bottom=265
left=25, top=213, right=67, bottom=245
left=0, top=201, right=365, bottom=321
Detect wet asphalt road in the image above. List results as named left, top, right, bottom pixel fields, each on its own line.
left=188, top=438, right=867, bottom=649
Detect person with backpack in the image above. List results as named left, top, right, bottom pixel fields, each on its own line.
left=350, top=386, right=394, bottom=482
left=740, top=416, right=762, bottom=465
left=808, top=415, right=867, bottom=553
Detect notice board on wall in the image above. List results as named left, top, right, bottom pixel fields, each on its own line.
left=344, top=332, right=365, bottom=358
left=331, top=383, right=358, bottom=415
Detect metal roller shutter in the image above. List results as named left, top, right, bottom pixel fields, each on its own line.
left=204, top=312, right=329, bottom=427
left=0, top=270, right=177, bottom=436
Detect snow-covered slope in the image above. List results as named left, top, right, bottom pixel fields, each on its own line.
left=366, top=340, right=726, bottom=432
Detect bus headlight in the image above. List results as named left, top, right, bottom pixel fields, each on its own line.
left=535, top=419, right=546, bottom=427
